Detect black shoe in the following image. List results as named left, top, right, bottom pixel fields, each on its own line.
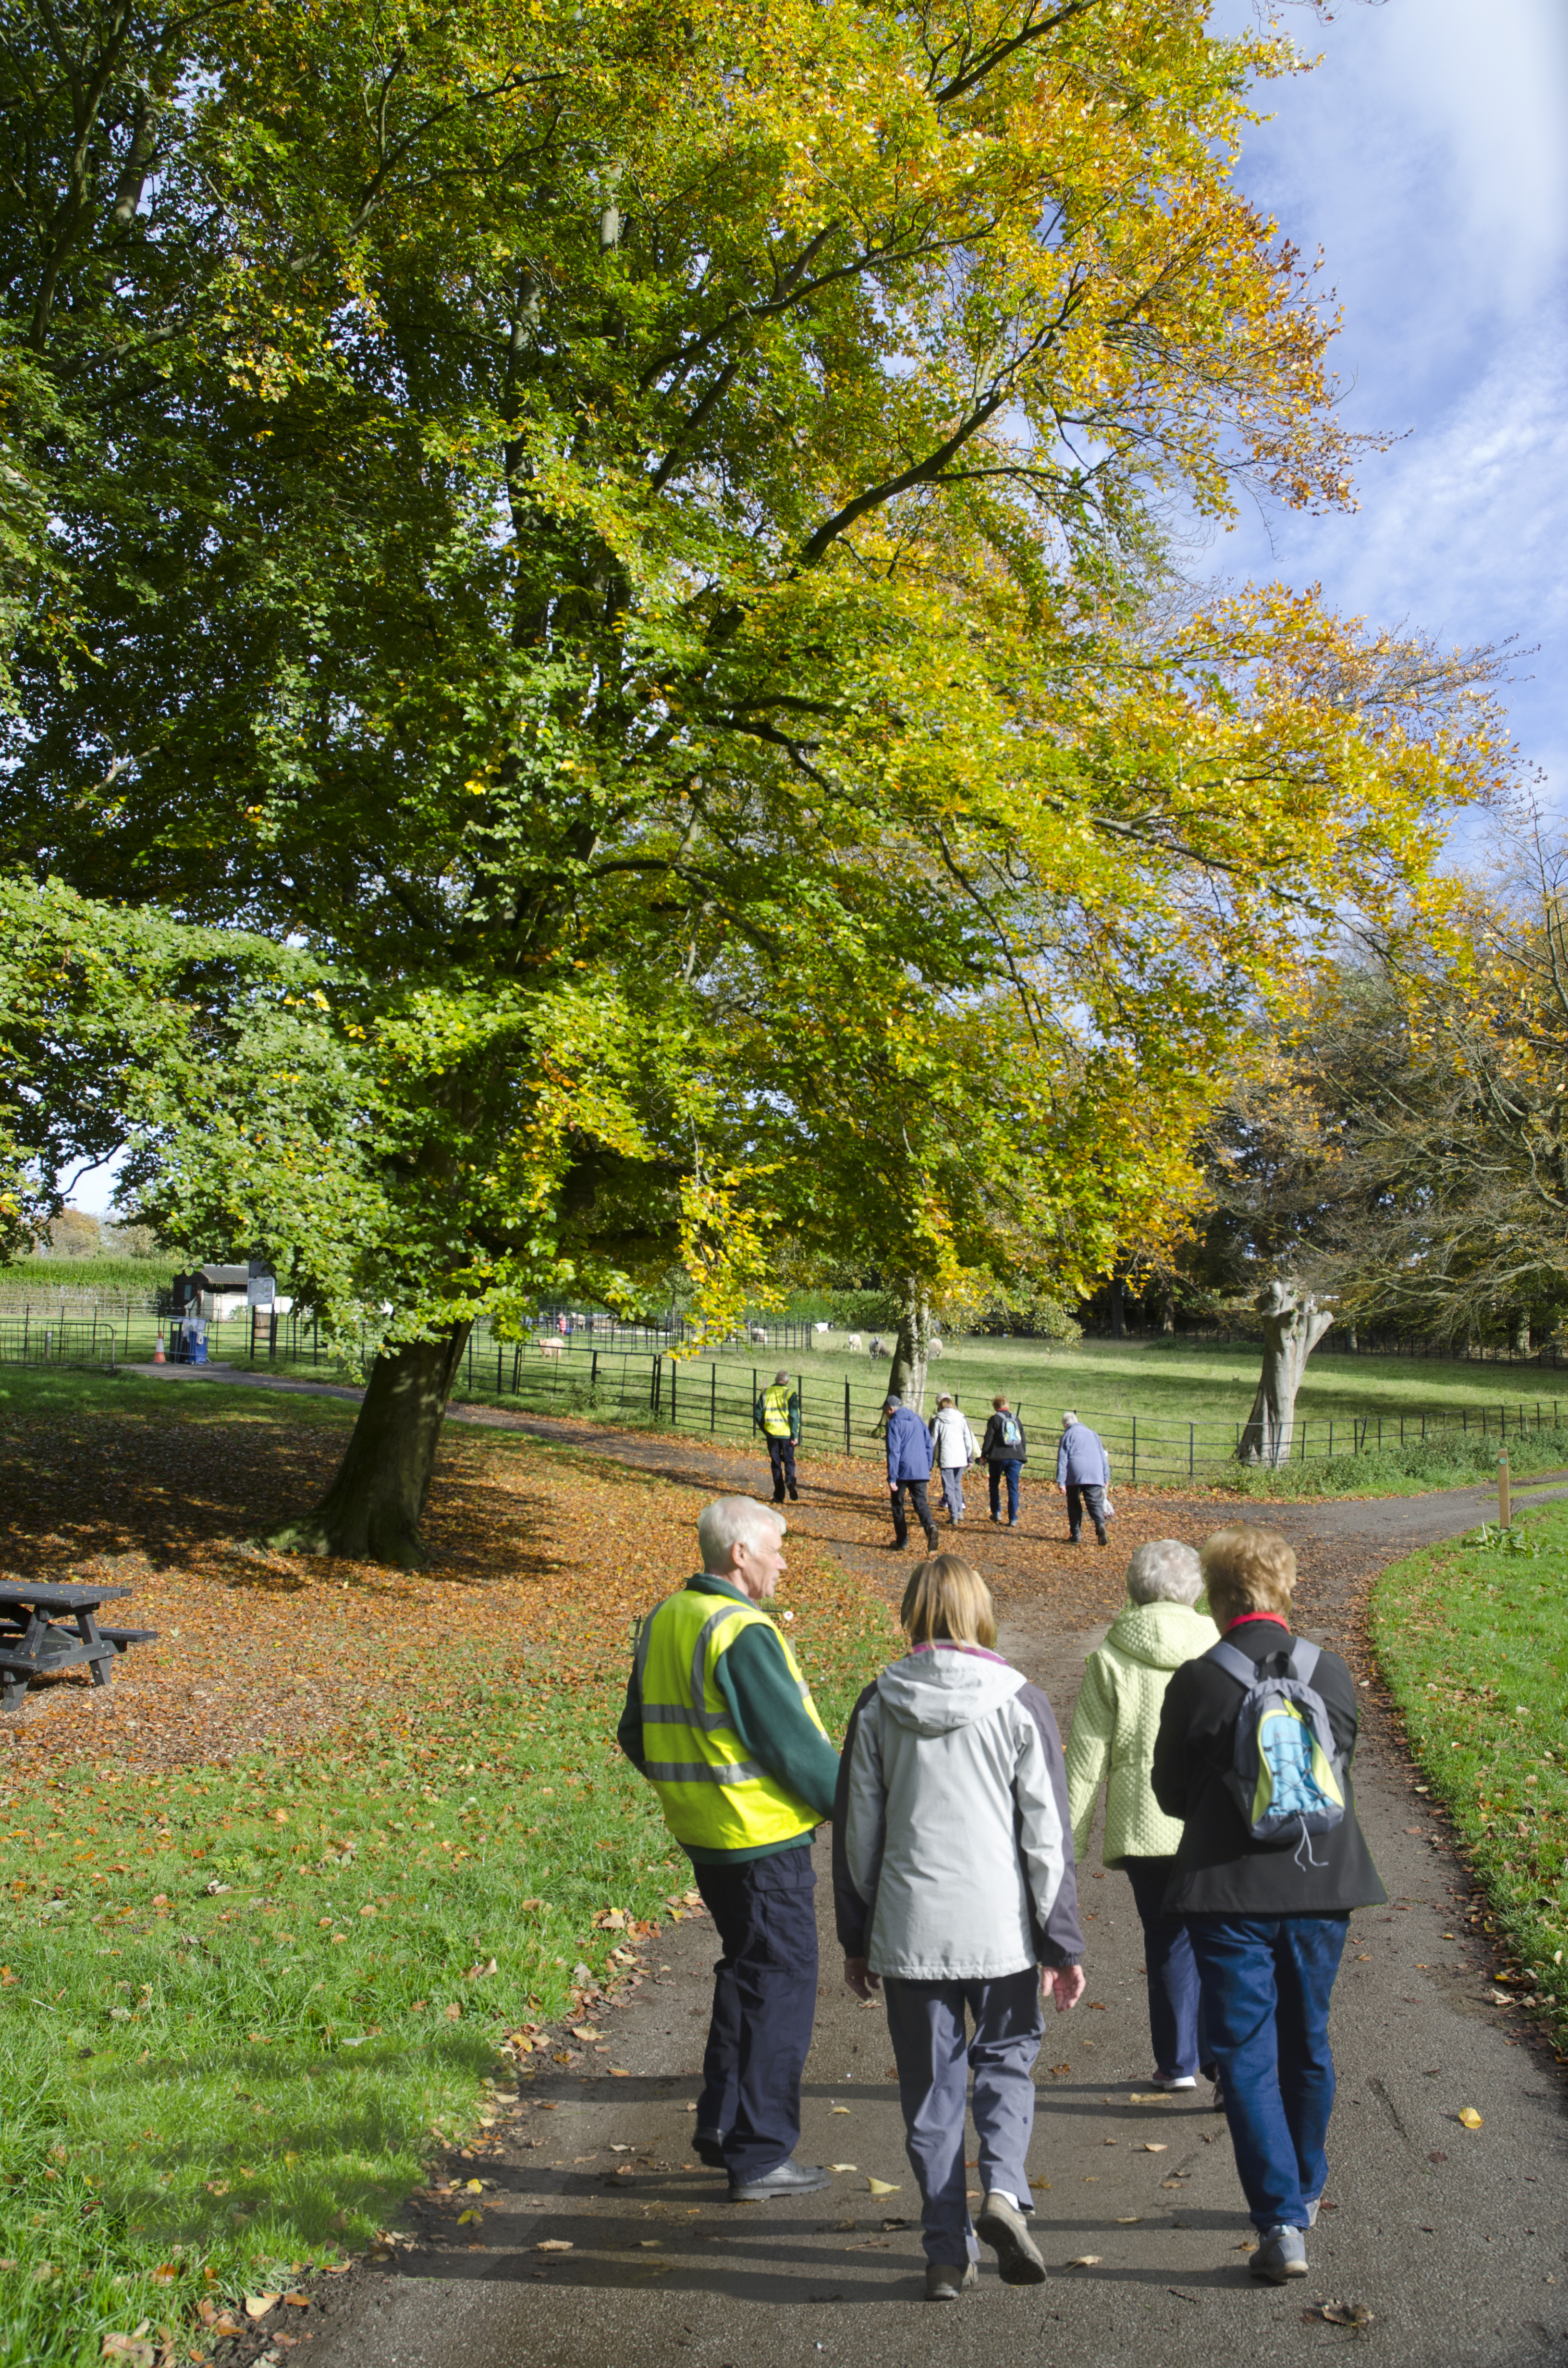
left=771, top=1491, right=785, bottom=1505
left=1094, top=1527, right=1107, bottom=1546
left=787, top=1484, right=798, bottom=1501
left=729, top=2157, right=831, bottom=2201
left=693, top=2125, right=728, bottom=2169
left=923, top=1533, right=939, bottom=1552
left=1066, top=1532, right=1081, bottom=1545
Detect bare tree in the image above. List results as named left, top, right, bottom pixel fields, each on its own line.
left=1236, top=1280, right=1335, bottom=1465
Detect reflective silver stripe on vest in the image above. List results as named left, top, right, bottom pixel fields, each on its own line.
left=642, top=1757, right=764, bottom=1783
left=684, top=1604, right=752, bottom=1733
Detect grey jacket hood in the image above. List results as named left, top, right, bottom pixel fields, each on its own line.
left=876, top=1646, right=1025, bottom=1737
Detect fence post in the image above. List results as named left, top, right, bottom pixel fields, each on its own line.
left=710, top=1364, right=717, bottom=1435
left=671, top=1362, right=677, bottom=1425
left=1329, top=1418, right=1334, bottom=1459
left=1131, top=1415, right=1137, bottom=1485
left=1188, top=1421, right=1194, bottom=1480
left=591, top=1348, right=599, bottom=1392
left=845, top=1378, right=851, bottom=1456
left=751, top=1369, right=757, bottom=1434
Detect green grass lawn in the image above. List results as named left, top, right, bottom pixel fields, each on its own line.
left=1371, top=1499, right=1568, bottom=2057
left=0, top=1371, right=894, bottom=2366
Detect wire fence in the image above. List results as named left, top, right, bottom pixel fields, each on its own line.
left=0, top=1315, right=118, bottom=1368
left=1081, top=1323, right=1568, bottom=1368
left=232, top=1323, right=1568, bottom=1472
left=8, top=1293, right=1567, bottom=1473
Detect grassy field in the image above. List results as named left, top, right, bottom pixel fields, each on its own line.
left=0, top=1367, right=896, bottom=2365
left=1371, top=1497, right=1568, bottom=2060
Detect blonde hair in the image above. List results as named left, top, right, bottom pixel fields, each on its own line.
left=900, top=1554, right=997, bottom=1650
left=1199, top=1525, right=1297, bottom=1627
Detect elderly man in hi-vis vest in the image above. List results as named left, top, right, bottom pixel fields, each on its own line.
left=618, top=1495, right=840, bottom=2199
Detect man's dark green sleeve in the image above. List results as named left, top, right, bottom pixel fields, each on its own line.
left=616, top=1665, right=646, bottom=1773
left=715, top=1624, right=839, bottom=1818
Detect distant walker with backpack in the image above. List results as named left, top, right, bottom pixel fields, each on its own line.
left=980, top=1396, right=1029, bottom=1528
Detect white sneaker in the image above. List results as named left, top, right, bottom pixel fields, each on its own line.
left=1150, top=2072, right=1197, bottom=2092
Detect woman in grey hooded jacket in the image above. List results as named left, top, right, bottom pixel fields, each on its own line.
left=832, top=1555, right=1085, bottom=2302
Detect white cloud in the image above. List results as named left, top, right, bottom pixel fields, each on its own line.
left=1204, top=0, right=1568, bottom=804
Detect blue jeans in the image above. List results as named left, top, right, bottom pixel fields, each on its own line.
left=1122, top=1856, right=1208, bottom=2081
left=693, top=1845, right=819, bottom=2183
left=1188, top=1913, right=1349, bottom=2230
left=883, top=1967, right=1042, bottom=2265
left=988, top=1459, right=1022, bottom=1520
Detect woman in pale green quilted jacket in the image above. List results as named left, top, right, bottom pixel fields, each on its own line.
left=1066, top=1540, right=1216, bottom=2091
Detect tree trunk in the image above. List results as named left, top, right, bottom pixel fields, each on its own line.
left=268, top=1324, right=471, bottom=1566
left=1237, top=1284, right=1333, bottom=1467
left=1160, top=1288, right=1176, bottom=1336
left=888, top=1282, right=932, bottom=1414
left=1108, top=1275, right=1125, bottom=1338
left=1514, top=1310, right=1531, bottom=1355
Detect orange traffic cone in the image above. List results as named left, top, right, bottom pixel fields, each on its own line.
left=152, top=1331, right=166, bottom=1363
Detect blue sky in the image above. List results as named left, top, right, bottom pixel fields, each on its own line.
left=1207, top=0, right=1568, bottom=813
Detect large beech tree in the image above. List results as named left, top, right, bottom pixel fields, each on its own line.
left=1, top=0, right=1507, bottom=1559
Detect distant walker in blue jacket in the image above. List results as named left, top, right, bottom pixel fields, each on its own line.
left=1056, top=1411, right=1111, bottom=1547
left=883, top=1395, right=938, bottom=1554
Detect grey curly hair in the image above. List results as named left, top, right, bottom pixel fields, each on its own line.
left=1125, top=1538, right=1203, bottom=1607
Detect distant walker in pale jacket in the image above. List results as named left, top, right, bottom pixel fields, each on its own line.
left=1066, top=1539, right=1216, bottom=2090
left=834, top=1555, right=1085, bottom=2302
left=1056, top=1409, right=1111, bottom=1546
left=930, top=1394, right=979, bottom=1525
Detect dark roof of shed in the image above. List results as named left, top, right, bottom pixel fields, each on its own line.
left=197, top=1265, right=250, bottom=1287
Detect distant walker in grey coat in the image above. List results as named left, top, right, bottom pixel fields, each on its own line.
left=834, top=1554, right=1085, bottom=2301
left=1056, top=1409, right=1111, bottom=1545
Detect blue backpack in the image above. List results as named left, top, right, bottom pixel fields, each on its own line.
left=1207, top=1638, right=1346, bottom=1865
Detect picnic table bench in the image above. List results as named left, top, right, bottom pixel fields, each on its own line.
left=0, top=1582, right=157, bottom=1712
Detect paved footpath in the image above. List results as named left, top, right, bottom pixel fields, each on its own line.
left=134, top=1376, right=1568, bottom=2363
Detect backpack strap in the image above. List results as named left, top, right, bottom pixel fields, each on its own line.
left=1207, top=1640, right=1258, bottom=1687
left=1285, top=1639, right=1320, bottom=1686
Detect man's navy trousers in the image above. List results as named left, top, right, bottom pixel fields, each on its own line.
left=693, top=1843, right=819, bottom=2183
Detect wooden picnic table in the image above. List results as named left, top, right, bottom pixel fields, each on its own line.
left=0, top=1581, right=157, bottom=1712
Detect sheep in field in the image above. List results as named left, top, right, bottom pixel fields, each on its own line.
left=868, top=1335, right=891, bottom=1359
left=845, top=1333, right=862, bottom=1352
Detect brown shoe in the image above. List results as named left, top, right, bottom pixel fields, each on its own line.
left=976, top=2192, right=1047, bottom=2285
left=924, top=2260, right=977, bottom=2302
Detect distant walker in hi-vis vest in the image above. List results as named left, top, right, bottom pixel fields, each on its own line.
left=617, top=1495, right=841, bottom=2200
left=753, top=1368, right=801, bottom=1505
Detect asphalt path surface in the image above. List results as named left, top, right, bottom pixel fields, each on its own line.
left=132, top=1379, right=1568, bottom=2363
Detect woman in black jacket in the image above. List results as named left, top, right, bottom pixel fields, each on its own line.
left=1152, top=1524, right=1384, bottom=2288
left=978, top=1398, right=1027, bottom=1528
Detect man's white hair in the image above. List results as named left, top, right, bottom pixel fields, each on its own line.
left=1125, top=1538, right=1203, bottom=1607
left=698, top=1495, right=785, bottom=1570
left=1061, top=1408, right=1079, bottom=1426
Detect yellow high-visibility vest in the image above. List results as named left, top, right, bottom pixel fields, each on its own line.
left=632, top=1584, right=828, bottom=1851
left=760, top=1383, right=794, bottom=1437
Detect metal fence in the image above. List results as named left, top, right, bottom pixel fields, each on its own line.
left=0, top=1314, right=118, bottom=1367
left=1081, top=1323, right=1568, bottom=1369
